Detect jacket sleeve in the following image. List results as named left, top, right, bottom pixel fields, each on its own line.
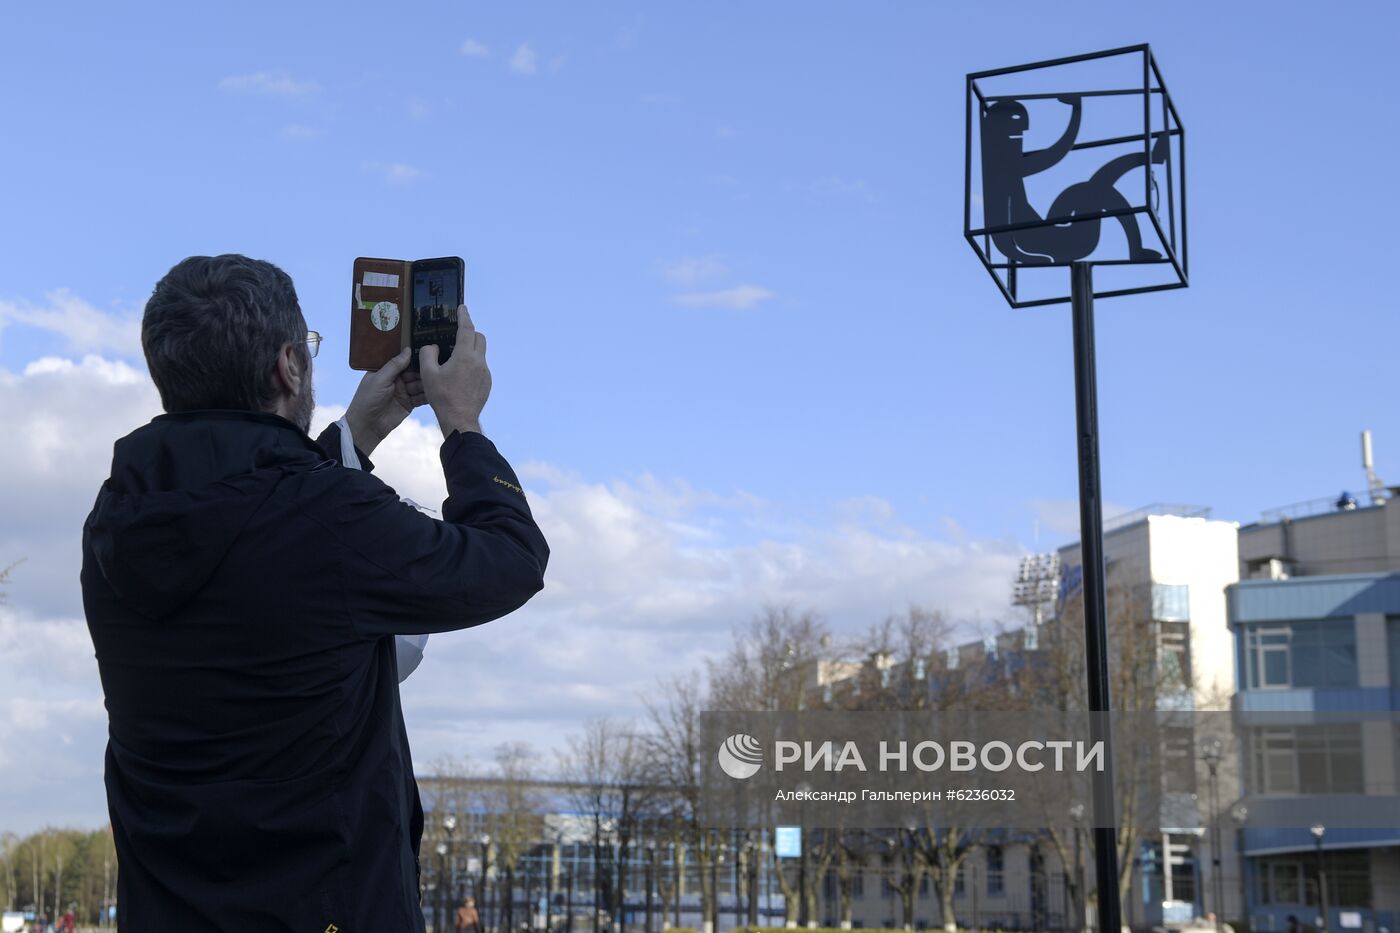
left=313, top=420, right=377, bottom=473
left=321, top=429, right=549, bottom=637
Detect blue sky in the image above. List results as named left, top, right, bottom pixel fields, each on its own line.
left=4, top=1, right=1396, bottom=542
left=2, top=1, right=1399, bottom=829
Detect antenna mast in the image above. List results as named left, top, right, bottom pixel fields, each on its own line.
left=1362, top=430, right=1389, bottom=506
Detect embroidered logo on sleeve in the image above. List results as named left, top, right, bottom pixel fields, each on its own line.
left=492, top=475, right=525, bottom=496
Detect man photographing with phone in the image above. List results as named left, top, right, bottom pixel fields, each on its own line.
left=80, top=254, right=549, bottom=931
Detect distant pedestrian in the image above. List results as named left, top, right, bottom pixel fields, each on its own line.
left=457, top=897, right=482, bottom=933
left=1287, top=915, right=1299, bottom=933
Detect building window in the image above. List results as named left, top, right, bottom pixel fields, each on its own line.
left=1161, top=726, right=1198, bottom=794
left=1159, top=621, right=1192, bottom=691
left=954, top=866, right=964, bottom=897
left=1387, top=617, right=1400, bottom=685
left=986, top=846, right=1004, bottom=897
left=1243, top=621, right=1357, bottom=690
left=853, top=874, right=865, bottom=899
left=1153, top=584, right=1191, bottom=622
left=919, top=874, right=930, bottom=897
left=1255, top=852, right=1372, bottom=907
left=1249, top=725, right=1363, bottom=794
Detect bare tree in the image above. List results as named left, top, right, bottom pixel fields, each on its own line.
left=709, top=606, right=838, bottom=929
left=1017, top=577, right=1196, bottom=923
left=486, top=743, right=545, bottom=933
left=847, top=606, right=992, bottom=932
left=707, top=605, right=832, bottom=712
left=640, top=673, right=711, bottom=931
left=558, top=718, right=652, bottom=933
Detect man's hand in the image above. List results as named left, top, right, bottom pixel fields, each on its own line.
left=421, top=305, right=491, bottom=439
left=344, top=347, right=425, bottom=456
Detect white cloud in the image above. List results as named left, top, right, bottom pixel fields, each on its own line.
left=0, top=606, right=110, bottom=831
left=218, top=70, right=320, bottom=97
left=460, top=38, right=490, bottom=58
left=510, top=43, right=538, bottom=76
left=0, top=299, right=1028, bottom=829
left=672, top=284, right=775, bottom=310
left=362, top=161, right=423, bottom=185
left=659, top=256, right=727, bottom=286
left=1030, top=497, right=1134, bottom=538
left=0, top=290, right=142, bottom=357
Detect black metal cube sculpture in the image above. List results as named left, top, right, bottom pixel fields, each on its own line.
left=965, top=44, right=1186, bottom=307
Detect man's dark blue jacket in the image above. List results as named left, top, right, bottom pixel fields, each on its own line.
left=80, top=409, right=549, bottom=931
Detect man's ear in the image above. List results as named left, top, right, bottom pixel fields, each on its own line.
left=273, top=343, right=304, bottom=397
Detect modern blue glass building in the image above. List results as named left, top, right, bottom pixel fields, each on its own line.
left=1230, top=494, right=1400, bottom=933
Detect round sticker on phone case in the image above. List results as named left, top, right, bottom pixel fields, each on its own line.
left=370, top=301, right=399, bottom=332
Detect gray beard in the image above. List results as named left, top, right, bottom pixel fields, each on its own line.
left=291, top=379, right=315, bottom=433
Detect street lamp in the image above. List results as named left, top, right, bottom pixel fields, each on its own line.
left=549, top=834, right=563, bottom=933
left=482, top=834, right=493, bottom=933
left=438, top=841, right=451, bottom=933
left=1200, top=740, right=1225, bottom=933
left=1231, top=806, right=1249, bottom=928
left=1311, top=825, right=1329, bottom=933
left=446, top=816, right=459, bottom=914
left=646, top=841, right=657, bottom=933
left=796, top=783, right=811, bottom=930
left=1069, top=803, right=1087, bottom=933
left=565, top=870, right=575, bottom=933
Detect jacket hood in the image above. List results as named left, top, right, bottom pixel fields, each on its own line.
left=85, top=410, right=332, bottom=620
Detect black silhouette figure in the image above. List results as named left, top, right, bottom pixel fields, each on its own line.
left=980, top=95, right=1168, bottom=264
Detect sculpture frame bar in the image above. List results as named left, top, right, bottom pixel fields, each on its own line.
left=965, top=44, right=1188, bottom=308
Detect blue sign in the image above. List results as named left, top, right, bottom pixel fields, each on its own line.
left=774, top=826, right=801, bottom=858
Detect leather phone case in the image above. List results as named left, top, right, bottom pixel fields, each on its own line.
left=349, top=257, right=414, bottom=371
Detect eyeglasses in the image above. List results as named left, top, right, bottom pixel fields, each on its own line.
left=305, top=331, right=322, bottom=359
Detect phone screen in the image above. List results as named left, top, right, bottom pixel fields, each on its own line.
left=410, top=261, right=462, bottom=366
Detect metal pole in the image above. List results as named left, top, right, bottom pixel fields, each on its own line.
left=1070, top=261, right=1123, bottom=933
left=1075, top=823, right=1086, bottom=933
left=550, top=847, right=559, bottom=933
left=799, top=800, right=810, bottom=929
left=1208, top=765, right=1224, bottom=933
left=1315, top=832, right=1330, bottom=933
left=438, top=849, right=448, bottom=933
left=711, top=845, right=720, bottom=933
left=732, top=833, right=742, bottom=933
left=748, top=839, right=759, bottom=926
left=646, top=846, right=656, bottom=933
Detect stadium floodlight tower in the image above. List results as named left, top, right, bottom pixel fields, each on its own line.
left=965, top=44, right=1187, bottom=933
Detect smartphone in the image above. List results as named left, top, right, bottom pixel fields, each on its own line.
left=408, top=257, right=465, bottom=371
left=349, top=256, right=466, bottom=372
